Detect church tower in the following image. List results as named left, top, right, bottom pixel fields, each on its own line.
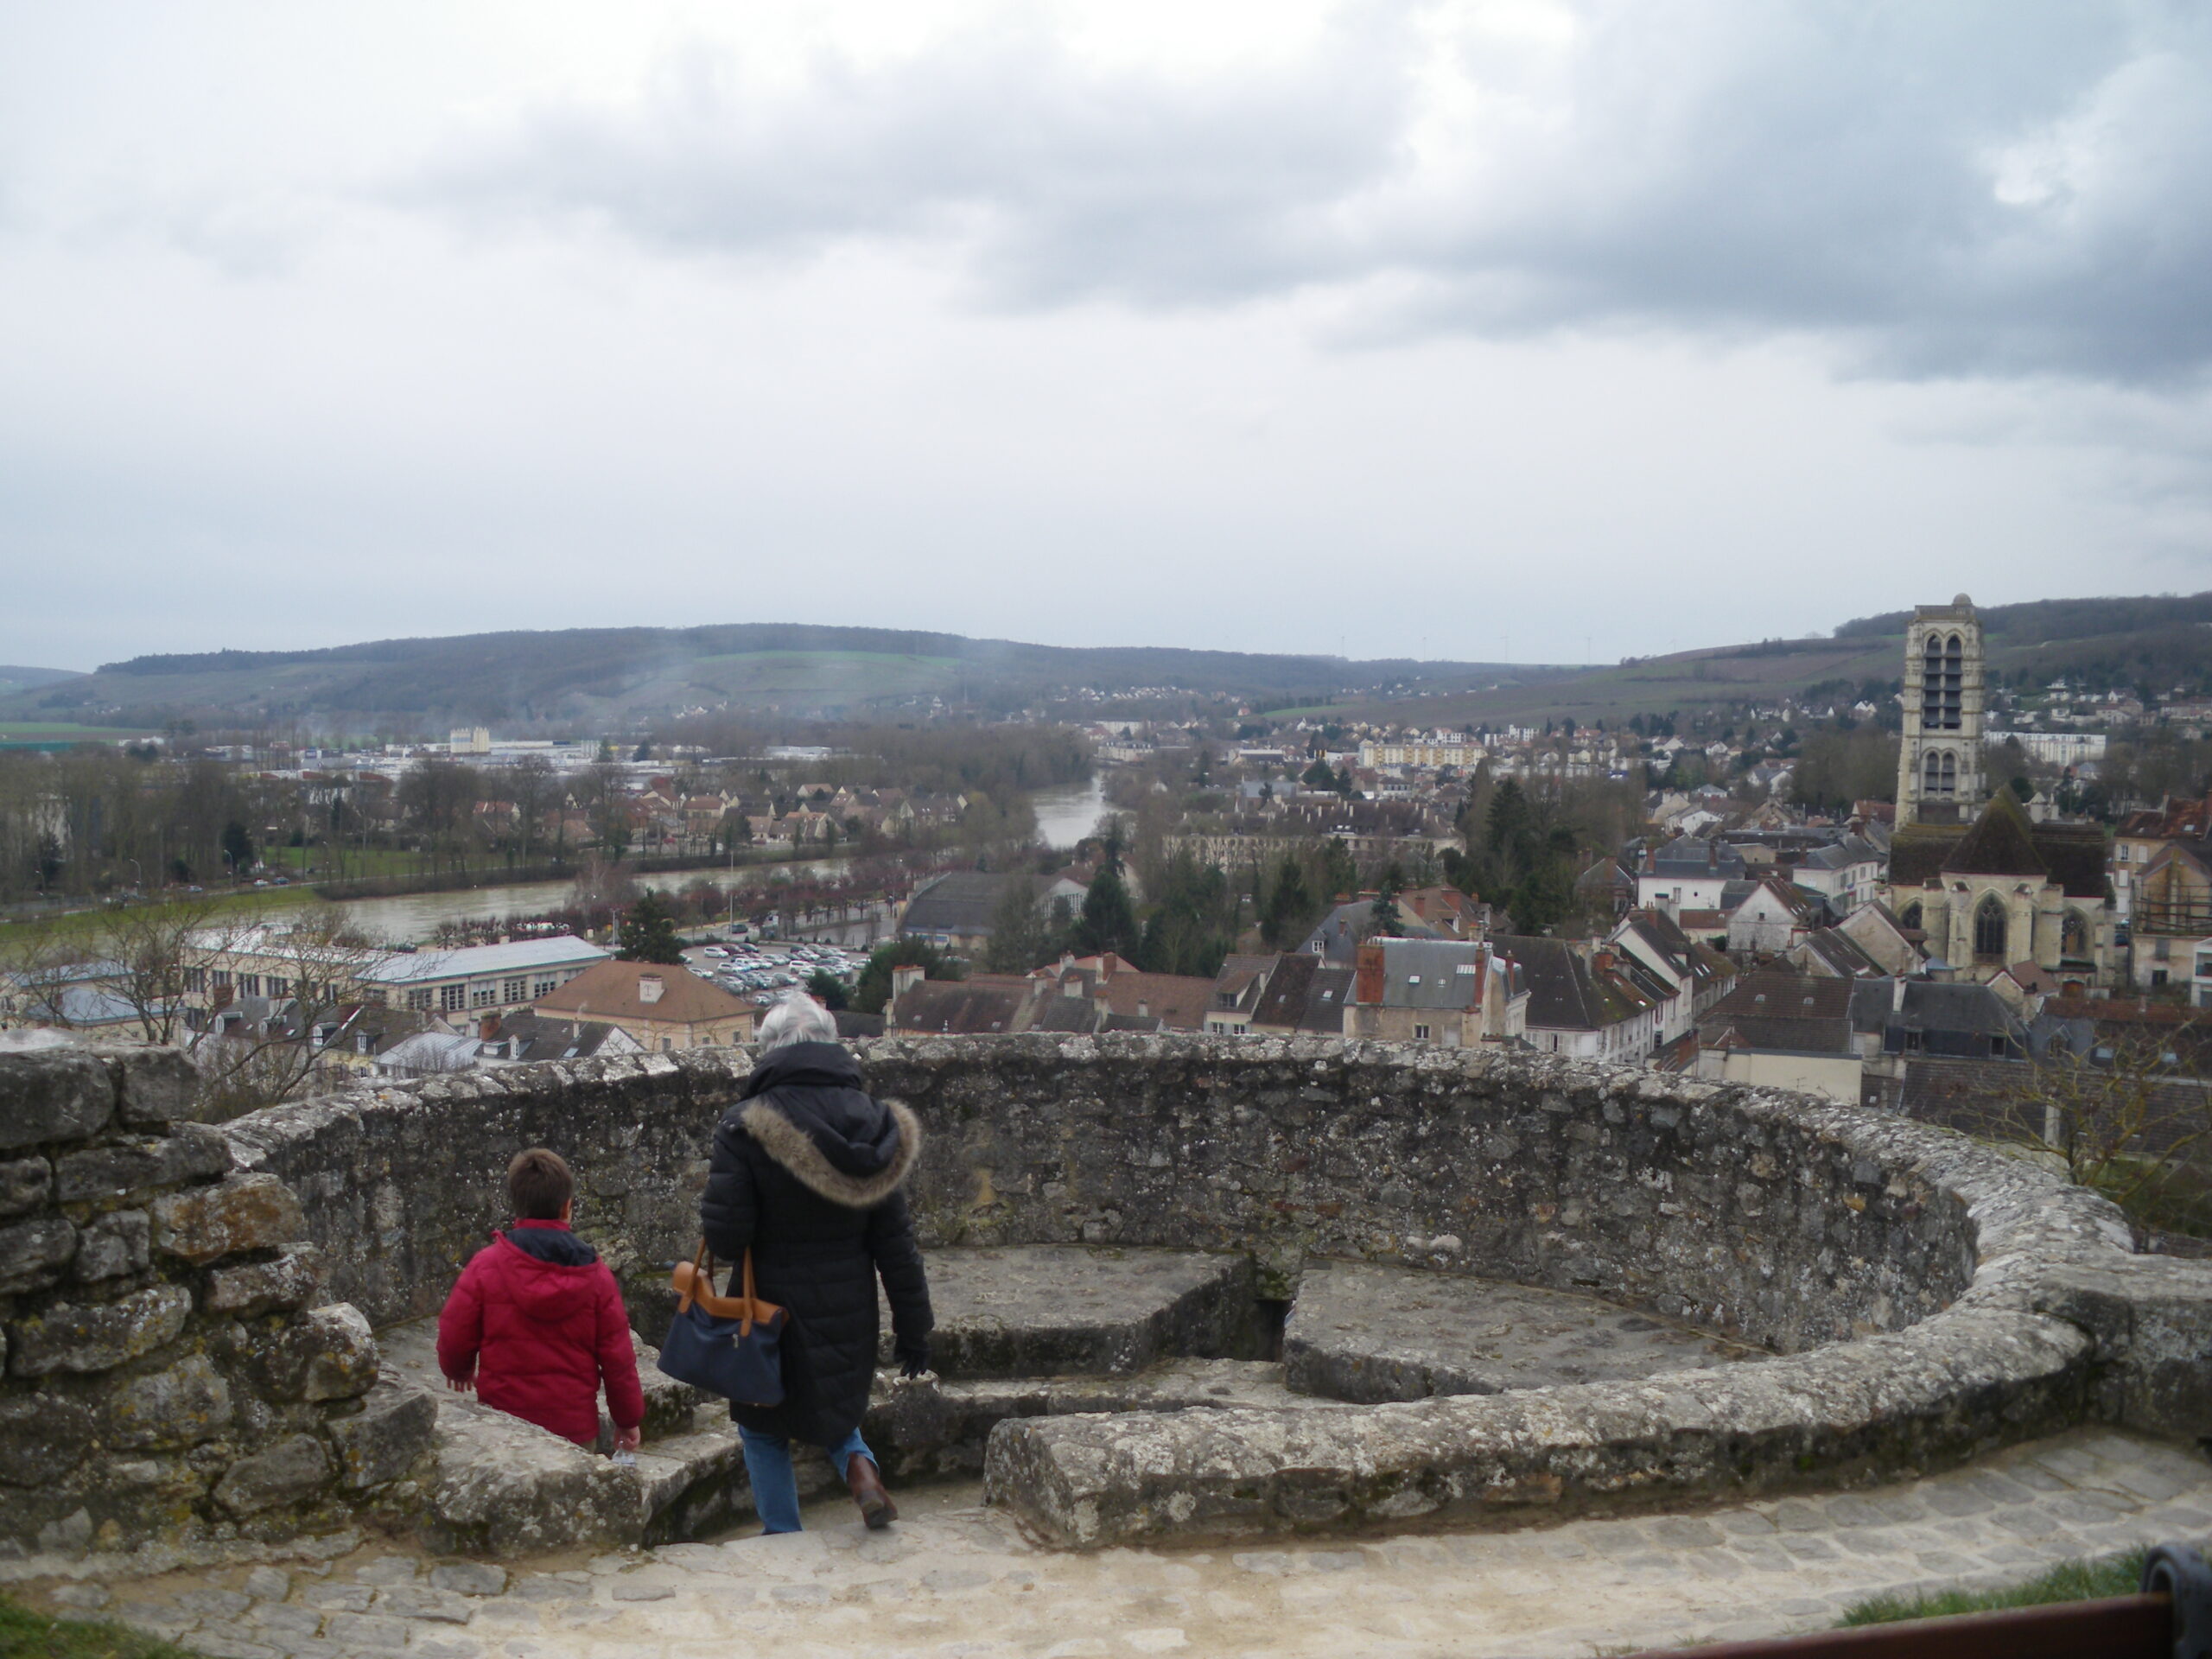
left=1895, top=595, right=1986, bottom=829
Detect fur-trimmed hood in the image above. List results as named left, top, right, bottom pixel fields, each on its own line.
left=737, top=1040, right=921, bottom=1209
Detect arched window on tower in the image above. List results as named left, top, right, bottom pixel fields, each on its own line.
left=2061, top=910, right=2089, bottom=959
left=1942, top=634, right=1964, bottom=730
left=1974, top=894, right=2008, bottom=962
left=1923, top=637, right=1945, bottom=725
left=1899, top=900, right=1923, bottom=930
left=1924, top=751, right=1942, bottom=795
left=1939, top=751, right=1957, bottom=796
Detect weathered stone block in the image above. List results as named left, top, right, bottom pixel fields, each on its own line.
left=205, top=1243, right=326, bottom=1317
left=108, top=1352, right=233, bottom=1448
left=54, top=1124, right=230, bottom=1205
left=0, top=1215, right=77, bottom=1294
left=1281, top=1261, right=1755, bottom=1402
left=425, top=1399, right=644, bottom=1556
left=327, top=1370, right=437, bottom=1489
left=0, top=1156, right=50, bottom=1218
left=0, top=1392, right=96, bottom=1484
left=880, top=1246, right=1257, bottom=1377
left=6, top=1283, right=192, bottom=1376
left=213, top=1433, right=330, bottom=1515
left=0, top=1052, right=114, bottom=1149
left=151, top=1173, right=305, bottom=1265
left=72, top=1210, right=151, bottom=1282
left=109, top=1046, right=204, bottom=1128
left=235, top=1302, right=379, bottom=1402
left=2033, top=1255, right=2212, bottom=1440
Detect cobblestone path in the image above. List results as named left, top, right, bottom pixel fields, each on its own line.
left=21, top=1427, right=2212, bottom=1659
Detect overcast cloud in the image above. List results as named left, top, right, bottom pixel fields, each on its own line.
left=1, top=1, right=2208, bottom=672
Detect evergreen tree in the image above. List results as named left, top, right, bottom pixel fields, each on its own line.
left=1075, top=867, right=1141, bottom=959
left=804, top=969, right=849, bottom=1011
left=615, top=891, right=686, bottom=963
left=850, top=939, right=962, bottom=1015
left=983, top=879, right=1051, bottom=974
left=1261, top=856, right=1312, bottom=948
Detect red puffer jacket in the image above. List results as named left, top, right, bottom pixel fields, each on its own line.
left=436, top=1221, right=645, bottom=1446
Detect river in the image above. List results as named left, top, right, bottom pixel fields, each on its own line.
left=327, top=774, right=1108, bottom=944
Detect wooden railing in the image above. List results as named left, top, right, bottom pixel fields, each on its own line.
left=1626, top=1543, right=2209, bottom=1659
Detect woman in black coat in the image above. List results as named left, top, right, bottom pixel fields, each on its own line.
left=699, top=994, right=932, bottom=1532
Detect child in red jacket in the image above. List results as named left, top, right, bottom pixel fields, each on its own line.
left=438, top=1147, right=645, bottom=1452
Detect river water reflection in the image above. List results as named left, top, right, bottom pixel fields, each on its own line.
left=328, top=775, right=1109, bottom=944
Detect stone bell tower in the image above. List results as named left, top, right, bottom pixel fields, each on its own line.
left=1895, top=595, right=1986, bottom=829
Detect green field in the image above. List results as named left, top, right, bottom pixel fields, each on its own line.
left=0, top=885, right=309, bottom=947
left=0, top=721, right=159, bottom=743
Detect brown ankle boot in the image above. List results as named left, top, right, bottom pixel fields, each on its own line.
left=848, top=1455, right=897, bottom=1529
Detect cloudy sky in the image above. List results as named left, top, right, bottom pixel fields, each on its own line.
left=3, top=1, right=2208, bottom=671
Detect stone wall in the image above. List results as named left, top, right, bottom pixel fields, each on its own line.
left=223, top=1054, right=748, bottom=1329
left=200, top=1034, right=2212, bottom=1549
left=225, top=1038, right=2022, bottom=1356
left=0, top=1045, right=435, bottom=1557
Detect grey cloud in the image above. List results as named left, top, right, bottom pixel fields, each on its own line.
left=379, top=3, right=2212, bottom=384
left=407, top=11, right=1414, bottom=308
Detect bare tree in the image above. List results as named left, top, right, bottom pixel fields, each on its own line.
left=2001, top=1016, right=2212, bottom=1225
left=186, top=905, right=396, bottom=1118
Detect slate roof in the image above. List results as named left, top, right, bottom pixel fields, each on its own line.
left=1888, top=791, right=2108, bottom=899
left=1372, top=940, right=1491, bottom=1011
left=1641, top=837, right=1747, bottom=878
left=1796, top=927, right=1885, bottom=978
left=1250, top=951, right=1319, bottom=1029
left=899, top=872, right=1049, bottom=938
left=1493, top=937, right=1602, bottom=1031
left=890, top=976, right=1037, bottom=1034
left=1300, top=967, right=1355, bottom=1033
left=1698, top=971, right=1855, bottom=1055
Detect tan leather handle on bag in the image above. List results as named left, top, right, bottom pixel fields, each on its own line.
left=670, top=1239, right=784, bottom=1335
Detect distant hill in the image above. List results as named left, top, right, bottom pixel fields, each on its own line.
left=0, top=664, right=85, bottom=696
left=2, top=624, right=1568, bottom=731
left=1281, top=591, right=2212, bottom=728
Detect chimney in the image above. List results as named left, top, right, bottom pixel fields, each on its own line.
left=1592, top=950, right=1614, bottom=976
left=892, top=963, right=925, bottom=998
left=479, top=1012, right=500, bottom=1042
left=639, top=974, right=664, bottom=1004
left=1355, top=941, right=1387, bottom=1006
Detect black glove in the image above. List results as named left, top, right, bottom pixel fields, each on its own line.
left=895, top=1340, right=931, bottom=1378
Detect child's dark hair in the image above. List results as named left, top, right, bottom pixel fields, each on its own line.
left=507, top=1147, right=574, bottom=1220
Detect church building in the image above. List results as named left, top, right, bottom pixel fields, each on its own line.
left=1880, top=596, right=2113, bottom=988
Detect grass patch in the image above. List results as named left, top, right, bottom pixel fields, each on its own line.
left=0, top=1595, right=198, bottom=1659
left=1838, top=1548, right=2145, bottom=1626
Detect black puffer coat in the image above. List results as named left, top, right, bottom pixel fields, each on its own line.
left=698, top=1041, right=932, bottom=1446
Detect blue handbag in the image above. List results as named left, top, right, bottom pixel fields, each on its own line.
left=658, top=1242, right=786, bottom=1407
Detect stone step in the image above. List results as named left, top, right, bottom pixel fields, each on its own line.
left=377, top=1315, right=753, bottom=1554
left=877, top=1246, right=1258, bottom=1376
left=864, top=1357, right=1327, bottom=1482
left=1281, top=1259, right=1761, bottom=1403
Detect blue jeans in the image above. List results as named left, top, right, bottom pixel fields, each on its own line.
left=739, top=1425, right=875, bottom=1535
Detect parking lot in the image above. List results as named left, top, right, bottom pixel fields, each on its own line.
left=678, top=935, right=868, bottom=1007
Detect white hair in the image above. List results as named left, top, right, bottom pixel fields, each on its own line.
left=756, top=993, right=840, bottom=1052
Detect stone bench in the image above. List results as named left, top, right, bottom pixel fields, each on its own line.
left=1281, top=1259, right=1759, bottom=1402
left=877, top=1245, right=1257, bottom=1376
left=375, top=1318, right=805, bottom=1554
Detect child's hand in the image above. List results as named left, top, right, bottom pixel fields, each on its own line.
left=613, top=1425, right=641, bottom=1452
left=447, top=1373, right=474, bottom=1393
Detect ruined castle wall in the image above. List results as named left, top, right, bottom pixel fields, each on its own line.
left=222, top=1053, right=747, bottom=1329
left=219, top=1038, right=2126, bottom=1357
left=0, top=1045, right=434, bottom=1556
